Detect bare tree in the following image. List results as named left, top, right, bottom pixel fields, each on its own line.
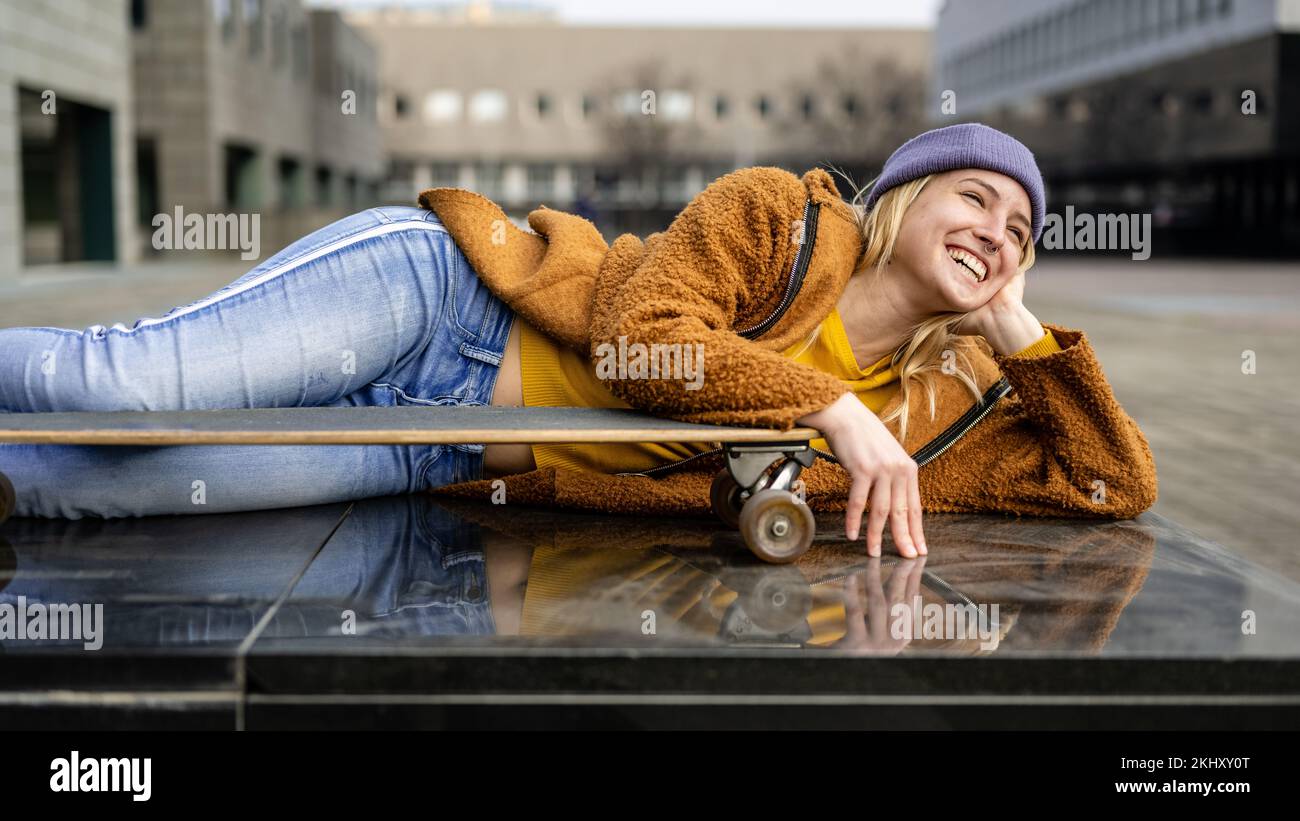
left=776, top=45, right=928, bottom=171
left=592, top=57, right=706, bottom=206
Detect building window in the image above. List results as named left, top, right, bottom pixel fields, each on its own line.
left=394, top=94, right=410, bottom=119
left=713, top=94, right=729, bottom=120
left=660, top=90, right=693, bottom=121
left=613, top=90, right=643, bottom=118
left=131, top=0, right=147, bottom=29
left=469, top=89, right=508, bottom=123
left=431, top=162, right=459, bottom=187
left=344, top=174, right=358, bottom=208
left=798, top=92, right=816, bottom=121
left=534, top=93, right=552, bottom=119
left=1190, top=88, right=1215, bottom=114
left=527, top=163, right=555, bottom=201
left=278, top=156, right=304, bottom=209
left=581, top=93, right=600, bottom=120
left=423, top=90, right=463, bottom=123
left=1144, top=0, right=1160, bottom=35
left=1169, top=0, right=1184, bottom=31
left=291, top=23, right=308, bottom=78
left=215, top=0, right=235, bottom=41
left=841, top=93, right=859, bottom=120
left=474, top=161, right=504, bottom=199
left=315, top=166, right=333, bottom=207
left=754, top=93, right=773, bottom=120
left=244, top=0, right=262, bottom=57
left=224, top=144, right=260, bottom=209
left=271, top=6, right=287, bottom=69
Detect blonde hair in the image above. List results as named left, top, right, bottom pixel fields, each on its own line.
left=803, top=166, right=1038, bottom=447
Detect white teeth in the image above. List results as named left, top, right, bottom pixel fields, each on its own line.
left=946, top=247, right=986, bottom=281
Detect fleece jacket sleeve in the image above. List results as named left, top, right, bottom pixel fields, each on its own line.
left=588, top=167, right=851, bottom=430
left=919, top=322, right=1159, bottom=519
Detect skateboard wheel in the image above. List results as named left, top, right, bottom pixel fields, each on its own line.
left=709, top=469, right=745, bottom=528
left=738, top=488, right=814, bottom=564
left=0, top=471, right=14, bottom=527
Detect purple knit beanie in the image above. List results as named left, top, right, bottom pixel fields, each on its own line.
left=864, top=122, right=1046, bottom=244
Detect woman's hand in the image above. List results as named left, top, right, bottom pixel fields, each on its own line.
left=797, top=392, right=926, bottom=558
left=953, top=265, right=1026, bottom=338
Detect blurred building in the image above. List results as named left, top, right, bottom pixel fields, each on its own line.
left=132, top=0, right=384, bottom=257
left=0, top=0, right=384, bottom=282
left=935, top=0, right=1300, bottom=254
left=1, top=0, right=138, bottom=280
left=342, top=1, right=930, bottom=236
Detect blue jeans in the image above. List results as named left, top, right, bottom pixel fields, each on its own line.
left=0, top=206, right=515, bottom=519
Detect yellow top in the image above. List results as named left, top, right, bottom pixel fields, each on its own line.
left=515, top=314, right=1063, bottom=642
left=518, top=307, right=1062, bottom=474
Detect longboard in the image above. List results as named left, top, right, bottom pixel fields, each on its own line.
left=0, top=406, right=817, bottom=446
left=0, top=406, right=822, bottom=563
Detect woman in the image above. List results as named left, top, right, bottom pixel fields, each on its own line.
left=0, top=123, right=1158, bottom=558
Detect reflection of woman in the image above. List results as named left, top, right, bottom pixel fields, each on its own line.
left=445, top=498, right=1156, bottom=654
left=0, top=123, right=1156, bottom=558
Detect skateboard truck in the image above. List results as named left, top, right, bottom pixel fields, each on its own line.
left=710, top=441, right=817, bottom=564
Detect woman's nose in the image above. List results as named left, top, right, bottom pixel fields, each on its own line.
left=977, top=226, right=1008, bottom=255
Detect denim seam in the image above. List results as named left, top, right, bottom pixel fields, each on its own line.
left=370, top=383, right=471, bottom=405
left=75, top=221, right=452, bottom=338
left=443, top=234, right=479, bottom=342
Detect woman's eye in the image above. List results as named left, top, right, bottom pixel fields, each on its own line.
left=962, top=191, right=983, bottom=205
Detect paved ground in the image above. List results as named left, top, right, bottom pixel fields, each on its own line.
left=1024, top=257, right=1300, bottom=583
left=1, top=254, right=1297, bottom=581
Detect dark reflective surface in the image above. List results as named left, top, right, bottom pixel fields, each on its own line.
left=4, top=495, right=1299, bottom=656
left=3, top=495, right=1298, bottom=728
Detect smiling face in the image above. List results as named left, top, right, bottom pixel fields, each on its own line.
left=887, top=168, right=1034, bottom=314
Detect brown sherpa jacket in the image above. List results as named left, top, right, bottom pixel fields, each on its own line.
left=416, top=166, right=1159, bottom=521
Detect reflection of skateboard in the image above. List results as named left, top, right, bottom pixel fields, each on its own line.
left=0, top=406, right=822, bottom=562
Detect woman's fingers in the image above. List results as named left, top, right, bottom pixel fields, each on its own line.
left=890, top=473, right=918, bottom=558
left=908, top=467, right=927, bottom=555
left=866, top=477, right=892, bottom=557
left=845, top=474, right=872, bottom=541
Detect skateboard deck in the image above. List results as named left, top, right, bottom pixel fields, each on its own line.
left=0, top=406, right=824, bottom=564
left=0, top=406, right=818, bottom=446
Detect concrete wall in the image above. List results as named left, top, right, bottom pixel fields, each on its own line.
left=131, top=0, right=383, bottom=262
left=311, top=9, right=383, bottom=206
left=132, top=0, right=213, bottom=224
left=0, top=0, right=137, bottom=281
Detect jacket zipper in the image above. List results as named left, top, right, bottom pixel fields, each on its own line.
left=736, top=199, right=817, bottom=339
left=908, top=376, right=1012, bottom=467
left=616, top=376, right=1012, bottom=479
